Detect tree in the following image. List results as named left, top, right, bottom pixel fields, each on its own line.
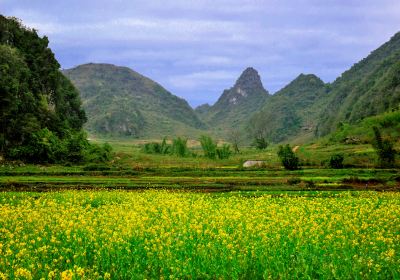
left=253, top=135, right=269, bottom=150
left=200, top=135, right=217, bottom=159
left=277, top=144, right=299, bottom=170
left=372, top=126, right=396, bottom=168
left=171, top=137, right=189, bottom=157
left=199, top=135, right=232, bottom=160
left=227, top=129, right=242, bottom=153
left=0, top=16, right=107, bottom=164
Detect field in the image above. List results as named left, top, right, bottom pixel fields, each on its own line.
left=0, top=140, right=399, bottom=279
left=1, top=191, right=399, bottom=279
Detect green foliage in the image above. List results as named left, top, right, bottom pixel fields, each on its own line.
left=248, top=32, right=400, bottom=143
left=85, top=142, right=113, bottom=163
left=4, top=128, right=112, bottom=164
left=253, top=135, right=269, bottom=150
left=317, top=33, right=400, bottom=136
left=142, top=137, right=189, bottom=157
left=372, top=126, right=396, bottom=168
left=327, top=110, right=400, bottom=144
left=216, top=144, right=232, bottom=160
left=200, top=135, right=217, bottom=159
left=143, top=138, right=171, bottom=155
left=199, top=135, right=232, bottom=160
left=171, top=137, right=189, bottom=157
left=0, top=16, right=90, bottom=163
left=329, top=154, right=344, bottom=169
left=277, top=144, right=300, bottom=170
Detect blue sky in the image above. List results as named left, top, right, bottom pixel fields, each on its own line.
left=2, top=0, right=400, bottom=107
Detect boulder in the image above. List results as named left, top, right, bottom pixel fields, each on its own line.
left=243, top=160, right=266, bottom=168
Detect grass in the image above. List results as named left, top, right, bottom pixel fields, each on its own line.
left=0, top=190, right=399, bottom=279
left=0, top=137, right=399, bottom=279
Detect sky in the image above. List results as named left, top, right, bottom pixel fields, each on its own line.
left=2, top=0, right=400, bottom=107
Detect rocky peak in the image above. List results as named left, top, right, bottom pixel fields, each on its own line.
left=234, top=67, right=265, bottom=92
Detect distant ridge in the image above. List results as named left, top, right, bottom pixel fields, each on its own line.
left=63, top=63, right=205, bottom=138
left=249, top=31, right=400, bottom=143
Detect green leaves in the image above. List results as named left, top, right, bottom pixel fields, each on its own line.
left=277, top=144, right=299, bottom=170
left=372, top=126, right=396, bottom=168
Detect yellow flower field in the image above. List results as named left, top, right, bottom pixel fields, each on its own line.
left=0, top=191, right=399, bottom=279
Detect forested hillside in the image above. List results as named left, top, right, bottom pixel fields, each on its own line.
left=64, top=63, right=206, bottom=138
left=249, top=31, right=400, bottom=143
left=316, top=32, right=400, bottom=136
left=0, top=16, right=94, bottom=163
left=249, top=74, right=326, bottom=142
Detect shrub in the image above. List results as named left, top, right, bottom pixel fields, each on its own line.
left=200, top=136, right=232, bottom=160
left=329, top=154, right=344, bottom=169
left=6, top=128, right=68, bottom=163
left=253, top=136, right=268, bottom=150
left=142, top=137, right=171, bottom=155
left=372, top=126, right=396, bottom=168
left=216, top=144, right=232, bottom=160
left=85, top=143, right=113, bottom=163
left=277, top=144, right=299, bottom=170
left=171, top=137, right=189, bottom=157
left=200, top=135, right=217, bottom=159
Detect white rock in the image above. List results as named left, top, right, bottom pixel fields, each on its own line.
left=243, top=160, right=266, bottom=168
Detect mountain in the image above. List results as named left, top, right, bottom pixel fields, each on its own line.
left=63, top=63, right=205, bottom=138
left=249, top=74, right=326, bottom=142
left=250, top=31, right=400, bottom=143
left=316, top=31, right=400, bottom=136
left=197, top=67, right=270, bottom=135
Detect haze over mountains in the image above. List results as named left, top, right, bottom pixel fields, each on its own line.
left=64, top=31, right=400, bottom=142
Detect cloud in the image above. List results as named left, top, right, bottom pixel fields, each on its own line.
left=3, top=0, right=400, bottom=106
left=168, top=70, right=237, bottom=90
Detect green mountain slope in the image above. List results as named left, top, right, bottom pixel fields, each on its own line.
left=197, top=67, right=270, bottom=135
left=250, top=31, right=400, bottom=143
left=250, top=74, right=326, bottom=142
left=316, top=32, right=400, bottom=136
left=63, top=63, right=205, bottom=138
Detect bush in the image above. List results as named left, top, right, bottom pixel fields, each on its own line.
left=6, top=128, right=69, bottom=163
left=216, top=144, right=232, bottom=160
left=253, top=136, right=269, bottom=150
left=171, top=137, right=189, bottom=157
left=4, top=128, right=112, bottom=164
left=200, top=135, right=217, bottom=159
left=372, top=126, right=396, bottom=168
left=277, top=144, right=299, bottom=170
left=329, top=154, right=344, bottom=169
left=200, top=136, right=232, bottom=160
left=85, top=143, right=113, bottom=163
left=142, top=138, right=170, bottom=155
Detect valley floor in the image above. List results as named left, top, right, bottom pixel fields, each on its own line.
left=0, top=140, right=399, bottom=279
